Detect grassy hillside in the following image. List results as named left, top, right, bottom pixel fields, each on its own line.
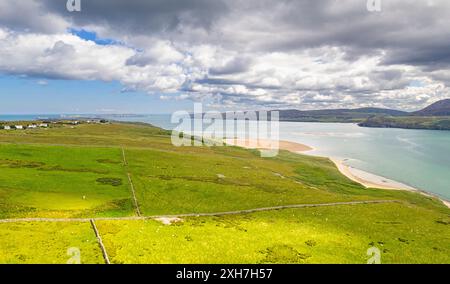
left=0, top=222, right=103, bottom=264
left=0, top=122, right=448, bottom=263
left=97, top=203, right=450, bottom=264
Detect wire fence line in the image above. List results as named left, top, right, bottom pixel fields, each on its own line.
left=0, top=200, right=399, bottom=224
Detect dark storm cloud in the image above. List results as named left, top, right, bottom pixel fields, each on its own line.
left=0, top=0, right=67, bottom=33
left=196, top=77, right=283, bottom=91
left=40, top=0, right=229, bottom=35
left=251, top=0, right=450, bottom=70
left=32, top=0, right=450, bottom=71
left=209, top=57, right=253, bottom=75
left=195, top=78, right=242, bottom=86
left=125, top=52, right=158, bottom=67
left=382, top=46, right=450, bottom=71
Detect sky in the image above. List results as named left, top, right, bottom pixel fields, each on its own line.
left=1, top=0, right=450, bottom=114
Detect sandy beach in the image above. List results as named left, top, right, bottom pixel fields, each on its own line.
left=224, top=138, right=313, bottom=153
left=330, top=159, right=450, bottom=208
left=330, top=158, right=416, bottom=191
left=225, top=138, right=450, bottom=209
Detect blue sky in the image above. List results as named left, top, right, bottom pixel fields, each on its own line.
left=0, top=75, right=192, bottom=114
left=69, top=29, right=120, bottom=46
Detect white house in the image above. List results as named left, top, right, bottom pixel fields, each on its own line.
left=39, top=123, right=48, bottom=128
left=28, top=125, right=37, bottom=129
left=15, top=125, right=23, bottom=129
left=4, top=126, right=11, bottom=130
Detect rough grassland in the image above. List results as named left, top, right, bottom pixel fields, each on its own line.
left=0, top=143, right=134, bottom=218
left=0, top=122, right=449, bottom=263
left=97, top=203, right=449, bottom=264
left=126, top=148, right=448, bottom=215
left=0, top=222, right=103, bottom=264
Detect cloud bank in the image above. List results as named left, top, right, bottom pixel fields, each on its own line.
left=1, top=0, right=450, bottom=110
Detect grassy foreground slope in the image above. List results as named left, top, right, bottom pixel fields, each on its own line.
left=0, top=122, right=449, bottom=263
left=0, top=222, right=103, bottom=264
left=97, top=203, right=449, bottom=264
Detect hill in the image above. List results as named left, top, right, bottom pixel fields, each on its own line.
left=358, top=116, right=450, bottom=130
left=274, top=99, right=450, bottom=124
left=214, top=99, right=449, bottom=126
left=413, top=99, right=450, bottom=116
left=276, top=107, right=407, bottom=123
left=357, top=99, right=450, bottom=130
left=268, top=99, right=450, bottom=130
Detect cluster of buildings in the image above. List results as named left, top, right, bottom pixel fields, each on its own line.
left=1, top=123, right=48, bottom=130
left=0, top=118, right=108, bottom=131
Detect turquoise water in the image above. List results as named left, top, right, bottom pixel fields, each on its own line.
left=2, top=114, right=449, bottom=200
left=278, top=122, right=450, bottom=200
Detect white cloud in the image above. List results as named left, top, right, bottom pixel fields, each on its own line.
left=1, top=0, right=450, bottom=110
left=0, top=31, right=189, bottom=94
left=36, top=80, right=48, bottom=86
left=0, top=31, right=133, bottom=80
left=0, top=28, right=8, bottom=40
left=0, top=0, right=69, bottom=34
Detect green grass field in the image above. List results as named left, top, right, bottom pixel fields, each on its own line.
left=0, top=122, right=448, bottom=263
left=97, top=202, right=450, bottom=264
left=0, top=144, right=134, bottom=218
left=0, top=222, right=103, bottom=264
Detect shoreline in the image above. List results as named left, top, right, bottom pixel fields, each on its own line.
left=224, top=138, right=313, bottom=153
left=329, top=159, right=450, bottom=209
left=329, top=158, right=417, bottom=191
left=224, top=138, right=450, bottom=209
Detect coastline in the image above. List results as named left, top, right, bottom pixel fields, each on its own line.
left=224, top=138, right=313, bottom=153
left=329, top=159, right=450, bottom=209
left=329, top=158, right=416, bottom=191
left=224, top=137, right=450, bottom=209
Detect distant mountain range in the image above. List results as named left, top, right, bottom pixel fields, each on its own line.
left=275, top=107, right=408, bottom=123
left=210, top=99, right=450, bottom=130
